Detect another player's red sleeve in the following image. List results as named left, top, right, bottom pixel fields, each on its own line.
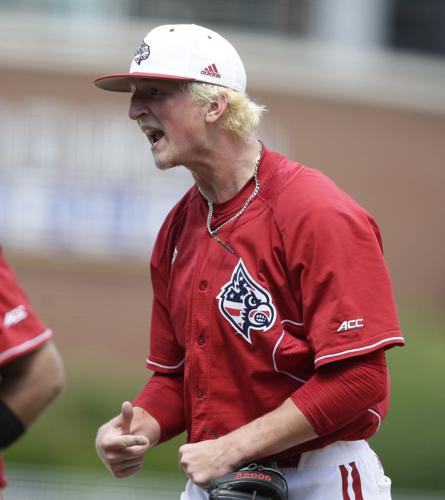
left=0, top=455, right=6, bottom=488
left=133, top=372, right=185, bottom=443
left=0, top=248, right=52, bottom=367
left=291, top=349, right=387, bottom=436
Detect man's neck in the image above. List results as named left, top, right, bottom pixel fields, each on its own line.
left=190, top=138, right=261, bottom=204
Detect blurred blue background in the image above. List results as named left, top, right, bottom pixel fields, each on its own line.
left=1, top=1, right=444, bottom=499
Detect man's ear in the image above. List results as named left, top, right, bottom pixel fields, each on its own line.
left=205, top=93, right=228, bottom=124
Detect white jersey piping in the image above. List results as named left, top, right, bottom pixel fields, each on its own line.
left=314, top=336, right=405, bottom=365
left=272, top=331, right=307, bottom=384
left=0, top=329, right=52, bottom=365
left=281, top=319, right=304, bottom=327
left=367, top=408, right=382, bottom=430
left=147, top=357, right=185, bottom=370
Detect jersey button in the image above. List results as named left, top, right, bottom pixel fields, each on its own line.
left=197, top=335, right=206, bottom=345
left=198, top=280, right=208, bottom=290
left=196, top=388, right=205, bottom=398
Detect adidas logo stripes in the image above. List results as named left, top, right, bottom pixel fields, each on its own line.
left=201, top=63, right=221, bottom=79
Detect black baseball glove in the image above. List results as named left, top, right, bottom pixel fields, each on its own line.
left=208, top=463, right=288, bottom=500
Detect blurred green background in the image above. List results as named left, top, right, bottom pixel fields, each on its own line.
left=4, top=302, right=445, bottom=492
left=1, top=0, right=445, bottom=498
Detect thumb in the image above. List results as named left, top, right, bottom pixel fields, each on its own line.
left=117, top=401, right=134, bottom=434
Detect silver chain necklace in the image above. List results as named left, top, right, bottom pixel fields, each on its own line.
left=200, top=147, right=262, bottom=245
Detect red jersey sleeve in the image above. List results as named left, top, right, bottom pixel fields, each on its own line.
left=133, top=372, right=185, bottom=443
left=147, top=260, right=185, bottom=373
left=280, top=169, right=404, bottom=367
left=146, top=209, right=186, bottom=373
left=291, top=349, right=388, bottom=436
left=136, top=200, right=189, bottom=440
left=0, top=249, right=52, bottom=367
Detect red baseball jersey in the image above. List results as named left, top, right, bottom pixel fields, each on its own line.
left=0, top=247, right=52, bottom=486
left=135, top=144, right=404, bottom=461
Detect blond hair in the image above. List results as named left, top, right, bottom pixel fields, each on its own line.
left=187, top=82, right=266, bottom=141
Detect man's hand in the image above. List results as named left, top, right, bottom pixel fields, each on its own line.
left=178, top=398, right=317, bottom=488
left=95, top=401, right=150, bottom=478
left=179, top=438, right=238, bottom=488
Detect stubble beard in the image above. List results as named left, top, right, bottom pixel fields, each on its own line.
left=153, top=155, right=180, bottom=171
left=152, top=147, right=182, bottom=171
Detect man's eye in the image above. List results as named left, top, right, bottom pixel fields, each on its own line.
left=150, top=88, right=163, bottom=96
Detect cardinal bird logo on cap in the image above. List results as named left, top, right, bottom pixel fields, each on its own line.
left=217, top=259, right=276, bottom=343
left=134, top=40, right=150, bottom=65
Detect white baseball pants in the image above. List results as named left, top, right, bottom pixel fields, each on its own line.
left=180, top=440, right=392, bottom=500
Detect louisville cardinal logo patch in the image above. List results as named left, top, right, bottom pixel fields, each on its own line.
left=134, top=40, right=150, bottom=65
left=217, top=259, right=276, bottom=343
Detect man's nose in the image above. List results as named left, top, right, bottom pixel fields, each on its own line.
left=128, top=92, right=149, bottom=121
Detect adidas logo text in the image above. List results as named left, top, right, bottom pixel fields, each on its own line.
left=201, top=63, right=221, bottom=79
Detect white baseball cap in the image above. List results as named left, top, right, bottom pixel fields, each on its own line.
left=94, top=24, right=246, bottom=93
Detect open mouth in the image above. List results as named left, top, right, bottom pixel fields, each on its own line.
left=144, top=128, right=165, bottom=146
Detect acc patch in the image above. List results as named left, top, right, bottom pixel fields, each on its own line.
left=134, top=40, right=150, bottom=65
left=217, top=259, right=276, bottom=343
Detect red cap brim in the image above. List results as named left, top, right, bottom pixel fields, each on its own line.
left=94, top=72, right=195, bottom=92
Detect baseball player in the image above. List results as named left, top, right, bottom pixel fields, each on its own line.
left=0, top=247, right=64, bottom=495
left=94, top=24, right=405, bottom=499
